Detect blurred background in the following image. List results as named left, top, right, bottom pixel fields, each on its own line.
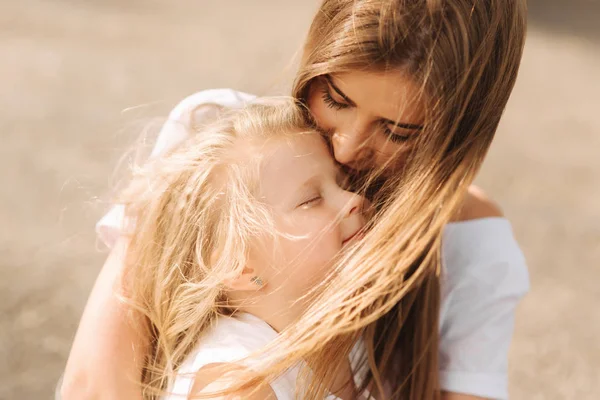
left=1, top=0, right=599, bottom=398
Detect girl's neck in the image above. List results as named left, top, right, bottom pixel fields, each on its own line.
left=232, top=287, right=314, bottom=333
left=238, top=302, right=304, bottom=333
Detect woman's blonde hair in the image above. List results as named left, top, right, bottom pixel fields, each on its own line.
left=119, top=98, right=320, bottom=398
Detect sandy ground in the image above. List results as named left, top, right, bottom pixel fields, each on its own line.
left=1, top=1, right=598, bottom=399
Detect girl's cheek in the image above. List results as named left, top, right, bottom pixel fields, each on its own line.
left=277, top=208, right=339, bottom=243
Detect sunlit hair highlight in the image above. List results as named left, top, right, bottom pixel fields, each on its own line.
left=118, top=98, right=318, bottom=398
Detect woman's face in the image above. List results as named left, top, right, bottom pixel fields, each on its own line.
left=307, top=70, right=426, bottom=175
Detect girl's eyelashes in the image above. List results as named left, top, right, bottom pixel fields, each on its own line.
left=321, top=87, right=349, bottom=111
left=298, top=195, right=322, bottom=209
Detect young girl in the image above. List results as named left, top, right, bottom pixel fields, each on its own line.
left=63, top=1, right=530, bottom=399
left=119, top=98, right=375, bottom=399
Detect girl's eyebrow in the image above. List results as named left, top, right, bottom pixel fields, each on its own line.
left=294, top=174, right=321, bottom=196
left=326, top=75, right=424, bottom=131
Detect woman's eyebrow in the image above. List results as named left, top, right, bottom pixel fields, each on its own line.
left=325, top=75, right=356, bottom=106
left=381, top=119, right=424, bottom=130
left=326, top=75, right=424, bottom=131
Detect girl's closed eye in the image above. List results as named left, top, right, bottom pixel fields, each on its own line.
left=298, top=195, right=322, bottom=209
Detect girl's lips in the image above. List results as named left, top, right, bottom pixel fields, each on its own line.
left=342, top=228, right=365, bottom=246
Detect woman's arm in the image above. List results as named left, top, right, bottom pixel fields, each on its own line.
left=61, top=238, right=146, bottom=400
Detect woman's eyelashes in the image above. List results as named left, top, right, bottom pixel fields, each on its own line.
left=321, top=86, right=349, bottom=111
left=320, top=84, right=413, bottom=144
left=382, top=125, right=412, bottom=143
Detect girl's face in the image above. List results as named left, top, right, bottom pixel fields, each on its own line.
left=253, top=133, right=368, bottom=304
left=307, top=70, right=426, bottom=175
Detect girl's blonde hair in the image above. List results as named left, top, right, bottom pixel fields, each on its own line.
left=119, top=98, right=318, bottom=398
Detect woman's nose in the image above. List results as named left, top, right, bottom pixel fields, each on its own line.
left=331, top=130, right=372, bottom=168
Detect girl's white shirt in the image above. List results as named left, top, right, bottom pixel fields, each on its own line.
left=161, top=312, right=374, bottom=400
left=98, top=89, right=529, bottom=400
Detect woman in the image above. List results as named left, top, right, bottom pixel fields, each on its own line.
left=62, top=0, right=529, bottom=399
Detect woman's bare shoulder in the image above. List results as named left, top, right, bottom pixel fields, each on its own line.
left=451, top=185, right=504, bottom=222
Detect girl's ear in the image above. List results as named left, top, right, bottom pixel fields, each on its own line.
left=211, top=250, right=263, bottom=291
left=214, top=243, right=267, bottom=291
left=223, top=267, right=265, bottom=291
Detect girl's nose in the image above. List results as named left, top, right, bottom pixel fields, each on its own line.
left=342, top=191, right=367, bottom=218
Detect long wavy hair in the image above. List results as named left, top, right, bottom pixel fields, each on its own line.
left=123, top=0, right=526, bottom=399
left=215, top=0, right=527, bottom=399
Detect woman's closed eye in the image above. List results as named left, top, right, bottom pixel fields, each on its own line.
left=320, top=79, right=416, bottom=143
left=321, top=86, right=350, bottom=111
left=382, top=124, right=412, bottom=143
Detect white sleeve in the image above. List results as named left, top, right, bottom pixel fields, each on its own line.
left=439, top=218, right=530, bottom=400
left=95, top=88, right=256, bottom=248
